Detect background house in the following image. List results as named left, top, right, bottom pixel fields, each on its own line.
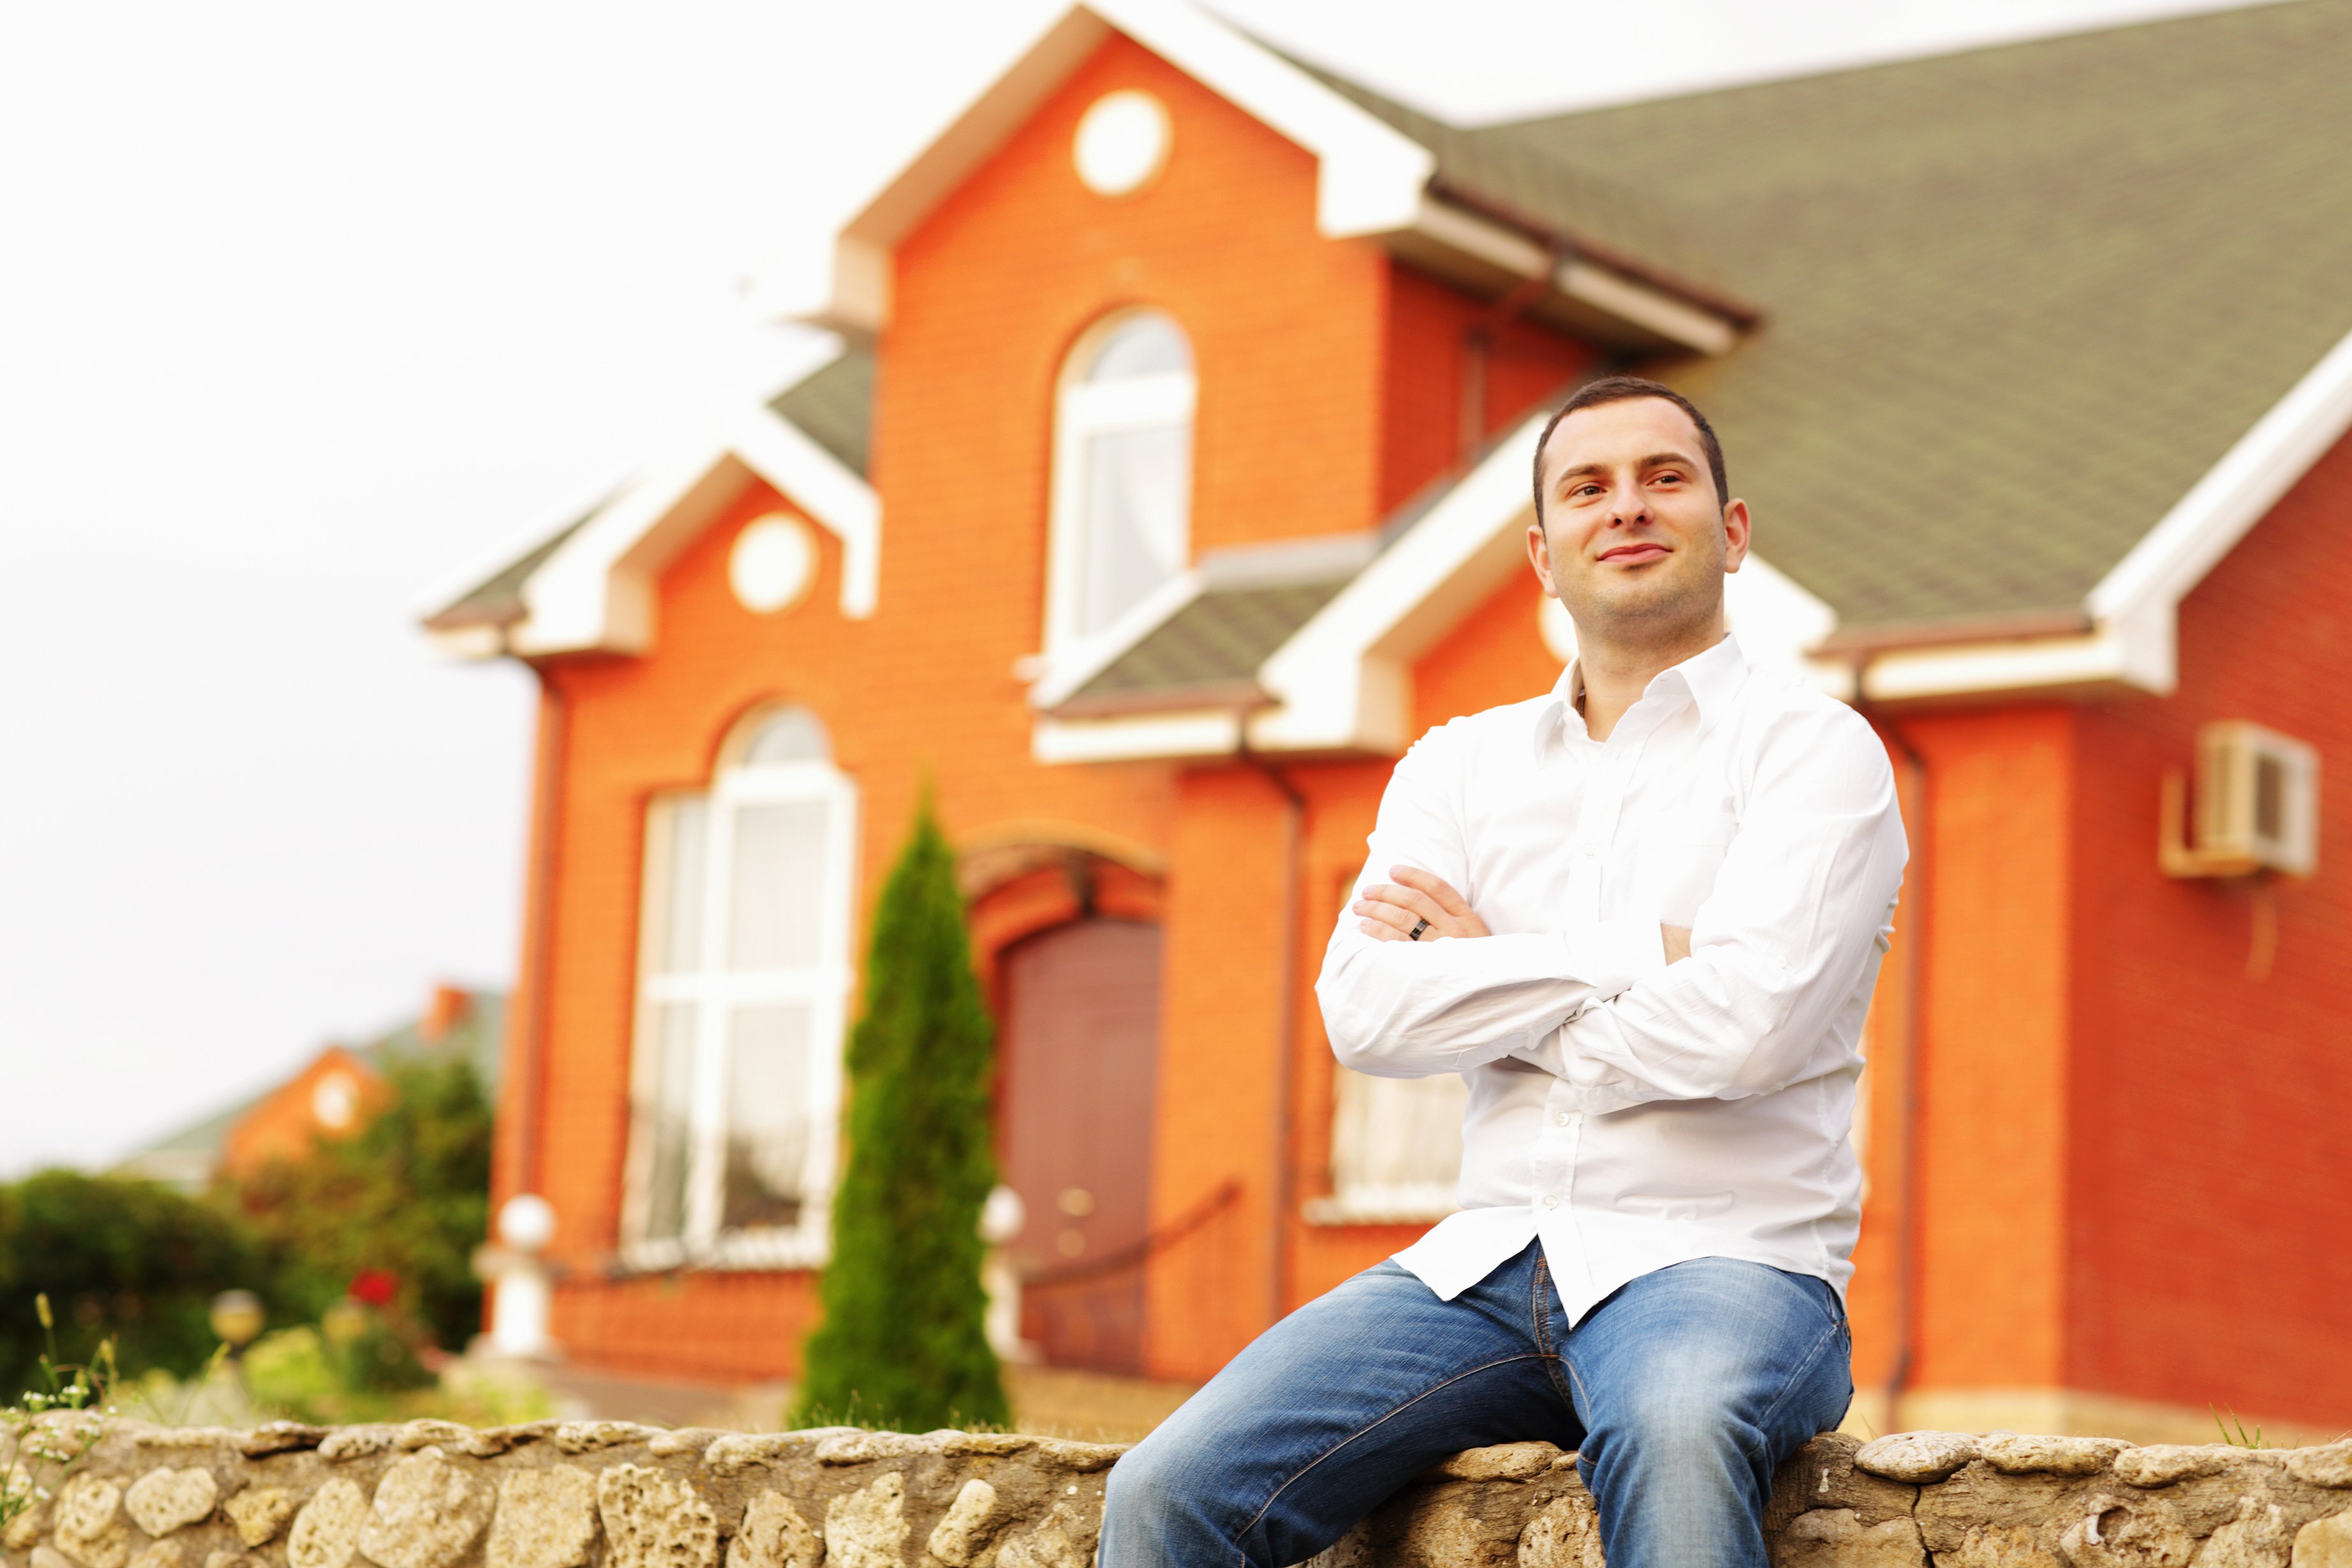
left=429, top=0, right=2352, bottom=1440
left=117, top=987, right=505, bottom=1192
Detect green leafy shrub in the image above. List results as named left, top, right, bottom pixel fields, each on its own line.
left=0, top=1172, right=262, bottom=1393
left=796, top=791, right=1007, bottom=1431
left=228, top=1053, right=493, bottom=1350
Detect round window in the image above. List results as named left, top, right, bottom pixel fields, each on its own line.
left=1074, top=90, right=1171, bottom=197
left=730, top=515, right=817, bottom=614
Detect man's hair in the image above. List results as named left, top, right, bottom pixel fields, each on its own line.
left=1531, top=376, right=1729, bottom=522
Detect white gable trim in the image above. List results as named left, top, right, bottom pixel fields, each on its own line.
left=752, top=0, right=1435, bottom=333
left=439, top=394, right=880, bottom=662
left=2085, top=323, right=2352, bottom=695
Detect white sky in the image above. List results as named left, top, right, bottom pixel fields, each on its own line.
left=0, top=0, right=2266, bottom=1176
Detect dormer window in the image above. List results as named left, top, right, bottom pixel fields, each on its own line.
left=1046, top=310, right=1195, bottom=651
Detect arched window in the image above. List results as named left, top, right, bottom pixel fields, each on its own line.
left=1046, top=310, right=1196, bottom=650
left=622, top=704, right=859, bottom=1269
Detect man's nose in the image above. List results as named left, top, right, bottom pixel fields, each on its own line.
left=1606, top=479, right=1650, bottom=526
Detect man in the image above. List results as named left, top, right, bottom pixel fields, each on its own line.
left=1100, top=377, right=1907, bottom=1567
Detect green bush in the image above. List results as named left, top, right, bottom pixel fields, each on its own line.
left=796, top=791, right=1007, bottom=1431
left=0, top=1171, right=262, bottom=1393
left=228, top=1053, right=493, bottom=1350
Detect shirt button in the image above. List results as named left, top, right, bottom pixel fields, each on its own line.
left=1540, top=1194, right=1559, bottom=1210
left=1555, top=1111, right=1572, bottom=1126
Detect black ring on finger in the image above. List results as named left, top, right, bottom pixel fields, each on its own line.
left=1408, top=917, right=1431, bottom=941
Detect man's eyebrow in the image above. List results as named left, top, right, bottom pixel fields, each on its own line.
left=1550, top=451, right=1704, bottom=489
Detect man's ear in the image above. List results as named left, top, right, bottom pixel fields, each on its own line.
left=1526, top=518, right=1560, bottom=595
left=1720, top=498, right=1752, bottom=573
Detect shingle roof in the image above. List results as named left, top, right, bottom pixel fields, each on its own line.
left=1056, top=581, right=1352, bottom=715
left=770, top=344, right=874, bottom=477
left=1472, top=0, right=2352, bottom=630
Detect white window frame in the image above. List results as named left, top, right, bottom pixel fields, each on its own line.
left=619, top=716, right=860, bottom=1271
left=1044, top=309, right=1198, bottom=662
left=1304, top=1067, right=1468, bottom=1226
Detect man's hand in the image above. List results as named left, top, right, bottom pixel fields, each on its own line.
left=1357, top=866, right=1697, bottom=965
left=1355, top=867, right=1491, bottom=942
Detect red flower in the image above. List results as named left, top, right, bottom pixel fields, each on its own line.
left=350, top=1269, right=399, bottom=1306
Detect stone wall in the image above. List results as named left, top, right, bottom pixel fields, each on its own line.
left=6, top=1419, right=2350, bottom=1568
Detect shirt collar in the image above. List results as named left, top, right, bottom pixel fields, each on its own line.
left=1538, top=632, right=1752, bottom=757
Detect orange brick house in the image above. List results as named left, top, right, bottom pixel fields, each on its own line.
left=428, top=0, right=2352, bottom=1440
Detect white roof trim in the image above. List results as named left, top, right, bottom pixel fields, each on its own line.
left=431, top=385, right=880, bottom=662
left=750, top=0, right=1434, bottom=332
left=2085, top=323, right=2352, bottom=695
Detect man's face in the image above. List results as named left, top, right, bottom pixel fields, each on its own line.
left=1528, top=396, right=1750, bottom=647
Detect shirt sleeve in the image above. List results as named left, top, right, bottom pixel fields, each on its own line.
left=1315, top=725, right=1669, bottom=1080
left=1514, top=700, right=1907, bottom=1111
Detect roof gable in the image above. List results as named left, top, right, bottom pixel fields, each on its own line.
left=747, top=0, right=1742, bottom=354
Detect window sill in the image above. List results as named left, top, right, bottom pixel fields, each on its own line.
left=613, top=1227, right=828, bottom=1276
left=1302, top=1187, right=1458, bottom=1227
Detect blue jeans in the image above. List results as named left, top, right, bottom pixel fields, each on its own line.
left=1101, top=1245, right=1850, bottom=1568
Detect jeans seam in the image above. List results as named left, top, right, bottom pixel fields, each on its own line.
left=1748, top=1312, right=1845, bottom=1458
left=1531, top=1259, right=1576, bottom=1408
left=1228, top=1352, right=1557, bottom=1557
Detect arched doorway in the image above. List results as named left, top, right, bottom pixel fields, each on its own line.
left=997, top=917, right=1163, bottom=1373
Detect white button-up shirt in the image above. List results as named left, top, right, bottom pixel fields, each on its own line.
left=1315, top=634, right=1907, bottom=1321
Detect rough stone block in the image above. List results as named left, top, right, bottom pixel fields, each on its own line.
left=288, top=1479, right=370, bottom=1568
left=824, top=1472, right=909, bottom=1568
left=1517, top=1491, right=1604, bottom=1568
left=2189, top=1495, right=2295, bottom=1568
left=54, top=1474, right=130, bottom=1568
left=924, top=1479, right=998, bottom=1567
left=1424, top=1444, right=1563, bottom=1483
left=241, top=1424, right=327, bottom=1458
left=994, top=1501, right=1094, bottom=1568
left=126, top=1542, right=182, bottom=1568
left=360, top=1446, right=491, bottom=1568
left=318, top=1430, right=398, bottom=1464
left=597, top=1464, right=718, bottom=1568
left=126, top=1469, right=220, bottom=1537
left=1945, top=1526, right=2064, bottom=1567
left=1856, top=1432, right=1981, bottom=1484
left=1773, top=1508, right=1925, bottom=1568
left=485, top=1465, right=599, bottom=1568
left=34, top=1544, right=80, bottom=1568
left=2120, top=1450, right=2241, bottom=1490
left=2293, top=1510, right=2352, bottom=1568
left=727, top=1491, right=820, bottom=1568
left=557, top=1424, right=657, bottom=1455
left=2057, top=1492, right=2194, bottom=1568
left=224, top=1487, right=297, bottom=1548
left=1986, top=1438, right=2134, bottom=1479
left=2286, top=1451, right=2352, bottom=1492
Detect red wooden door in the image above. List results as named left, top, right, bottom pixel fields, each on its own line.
left=997, top=918, right=1162, bottom=1373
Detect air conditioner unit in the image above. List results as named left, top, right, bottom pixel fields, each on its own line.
left=2161, top=721, right=2319, bottom=878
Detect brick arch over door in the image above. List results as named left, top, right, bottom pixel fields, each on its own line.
left=995, top=915, right=1164, bottom=1374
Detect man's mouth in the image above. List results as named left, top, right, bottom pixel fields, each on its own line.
left=1597, top=542, right=1671, bottom=565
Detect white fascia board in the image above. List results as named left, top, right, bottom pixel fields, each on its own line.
left=725, top=405, right=882, bottom=618
left=1033, top=708, right=1242, bottom=764
left=1253, top=407, right=1551, bottom=755
left=752, top=0, right=1433, bottom=332
left=1408, top=197, right=1738, bottom=355
left=510, top=445, right=740, bottom=657
left=2085, top=323, right=2352, bottom=695
left=505, top=397, right=882, bottom=658
left=1859, top=627, right=2136, bottom=702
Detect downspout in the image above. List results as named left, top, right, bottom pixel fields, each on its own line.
left=1857, top=672, right=1930, bottom=1434
left=1238, top=720, right=1307, bottom=1329
left=1461, top=255, right=1568, bottom=469
left=511, top=663, right=569, bottom=1211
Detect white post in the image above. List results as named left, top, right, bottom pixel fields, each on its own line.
left=480, top=1193, right=560, bottom=1361
left=978, top=1185, right=1039, bottom=1364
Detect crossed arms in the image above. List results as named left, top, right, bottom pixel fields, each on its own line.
left=1313, top=705, right=1907, bottom=1114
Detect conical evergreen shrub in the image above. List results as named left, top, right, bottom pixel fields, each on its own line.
left=795, top=789, right=1008, bottom=1431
